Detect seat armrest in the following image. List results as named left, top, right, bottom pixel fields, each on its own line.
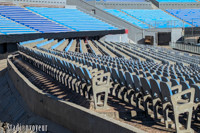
left=171, top=84, right=182, bottom=93
left=91, top=70, right=104, bottom=77
left=92, top=72, right=111, bottom=87
left=171, top=88, right=195, bottom=106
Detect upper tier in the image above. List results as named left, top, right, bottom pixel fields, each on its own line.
left=27, top=7, right=118, bottom=31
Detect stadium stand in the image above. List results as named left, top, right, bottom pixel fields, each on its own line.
left=16, top=38, right=200, bottom=133
left=0, top=15, right=36, bottom=35
left=121, top=9, right=191, bottom=28
left=0, top=5, right=72, bottom=33
left=26, top=7, right=118, bottom=31
left=1, top=0, right=200, bottom=132
left=166, top=9, right=200, bottom=27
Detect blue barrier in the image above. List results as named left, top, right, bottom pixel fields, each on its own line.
left=36, top=39, right=54, bottom=48
left=80, top=40, right=83, bottom=53
left=65, top=39, right=74, bottom=52
left=20, top=38, right=44, bottom=45
left=51, top=39, right=65, bottom=49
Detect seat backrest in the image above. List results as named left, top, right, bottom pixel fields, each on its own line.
left=125, top=72, right=134, bottom=90
left=139, top=71, right=147, bottom=77
left=69, top=63, right=76, bottom=76
left=161, top=76, right=169, bottom=82
left=140, top=77, right=152, bottom=96
left=156, top=71, right=162, bottom=75
left=133, top=68, right=139, bottom=75
left=128, top=67, right=134, bottom=73
left=153, top=74, right=161, bottom=81
left=180, top=81, right=190, bottom=91
left=111, top=68, right=120, bottom=83
left=170, top=78, right=179, bottom=87
left=163, top=72, right=170, bottom=77
left=171, top=73, right=178, bottom=78
left=133, top=75, right=141, bottom=92
left=63, top=61, right=70, bottom=73
left=119, top=70, right=126, bottom=86
left=150, top=79, right=162, bottom=99
left=190, top=84, right=200, bottom=103
left=83, top=67, right=92, bottom=83
left=146, top=72, right=153, bottom=78
left=160, top=81, right=173, bottom=103
left=187, top=78, right=196, bottom=86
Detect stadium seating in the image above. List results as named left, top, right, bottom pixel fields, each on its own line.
left=104, top=9, right=149, bottom=29
left=26, top=7, right=117, bottom=31
left=121, top=9, right=191, bottom=28
left=0, top=5, right=71, bottom=33
left=0, top=15, right=36, bottom=35
left=18, top=38, right=200, bottom=132
left=166, top=9, right=200, bottom=27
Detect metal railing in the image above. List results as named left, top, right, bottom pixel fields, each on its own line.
left=170, top=42, right=200, bottom=54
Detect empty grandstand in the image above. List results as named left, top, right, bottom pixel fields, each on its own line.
left=0, top=0, right=200, bottom=133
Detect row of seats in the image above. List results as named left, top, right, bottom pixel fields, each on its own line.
left=117, top=42, right=200, bottom=67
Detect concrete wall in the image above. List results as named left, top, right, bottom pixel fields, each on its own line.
left=102, top=34, right=129, bottom=43
left=7, top=54, right=146, bottom=133
left=171, top=28, right=183, bottom=43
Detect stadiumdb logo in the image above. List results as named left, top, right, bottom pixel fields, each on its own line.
left=5, top=123, right=48, bottom=132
